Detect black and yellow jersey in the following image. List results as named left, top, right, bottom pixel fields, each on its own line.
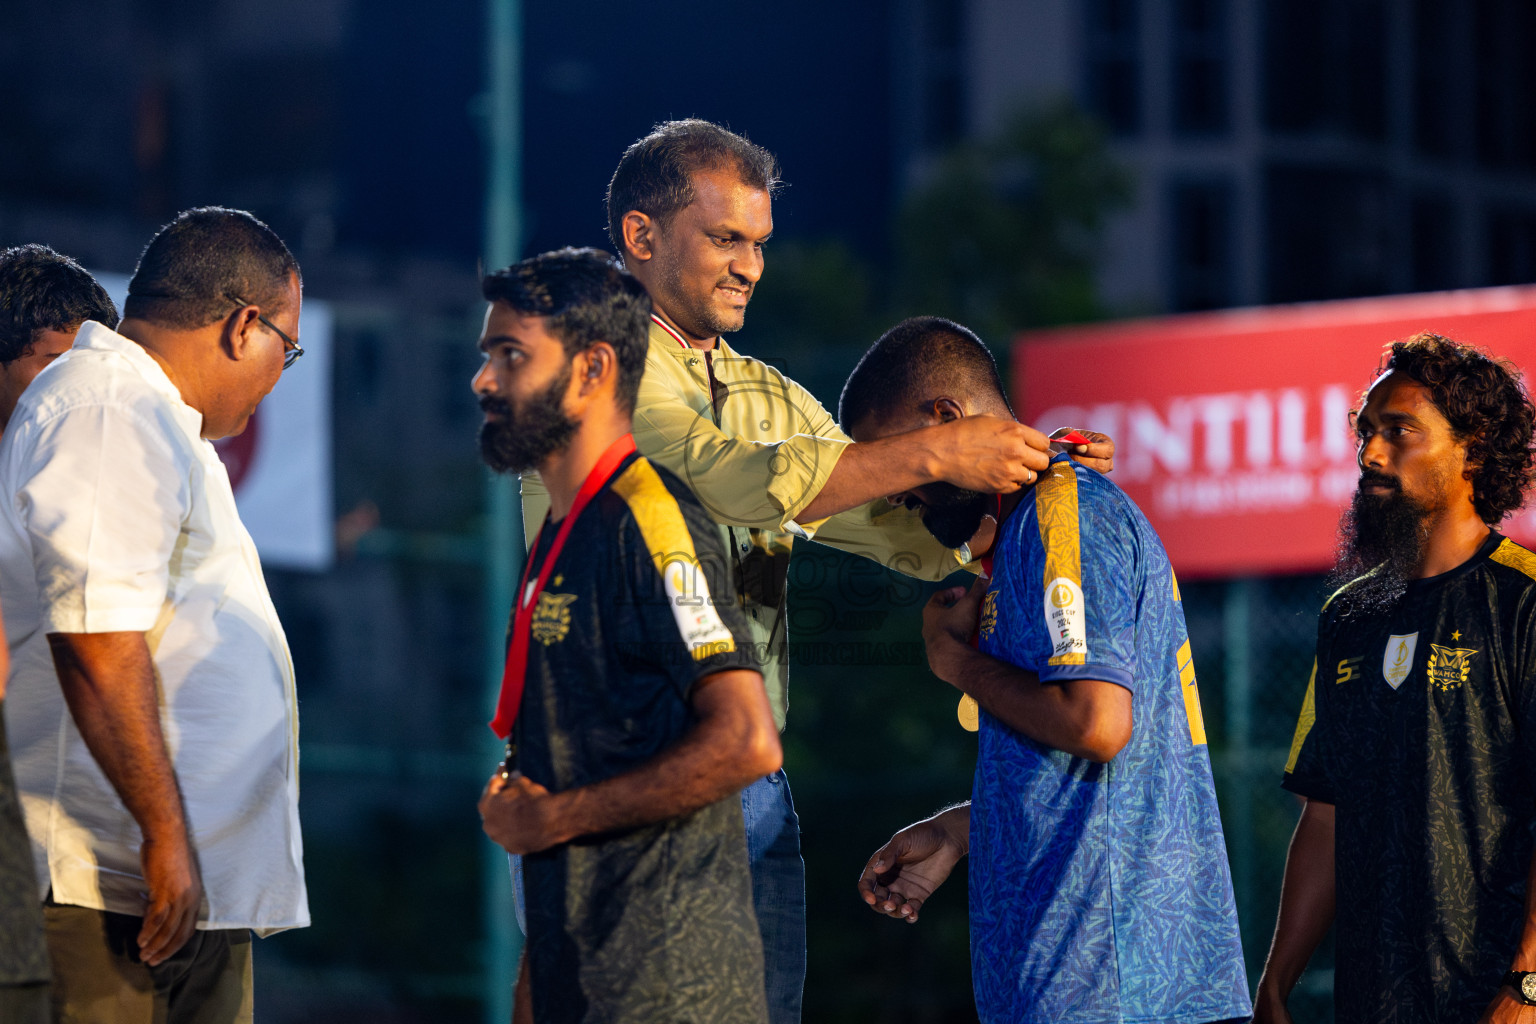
left=514, top=451, right=767, bottom=1024
left=1283, top=531, right=1536, bottom=1023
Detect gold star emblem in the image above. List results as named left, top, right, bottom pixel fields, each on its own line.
left=1451, top=630, right=1461, bottom=641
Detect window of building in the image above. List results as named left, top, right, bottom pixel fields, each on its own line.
left=1171, top=0, right=1230, bottom=137
left=1263, top=0, right=1386, bottom=140
left=1168, top=180, right=1234, bottom=311
left=1473, top=0, right=1536, bottom=173
left=1411, top=0, right=1460, bottom=157
left=1409, top=195, right=1458, bottom=292
left=1487, top=207, right=1536, bottom=286
left=211, top=53, right=337, bottom=182
left=921, top=0, right=965, bottom=148
left=1083, top=0, right=1141, bottom=136
left=1265, top=164, right=1391, bottom=302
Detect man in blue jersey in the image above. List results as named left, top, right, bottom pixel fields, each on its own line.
left=842, top=317, right=1251, bottom=1024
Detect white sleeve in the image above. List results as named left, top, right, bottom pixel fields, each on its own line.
left=14, top=404, right=190, bottom=634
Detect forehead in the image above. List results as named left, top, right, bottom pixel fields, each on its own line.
left=676, top=166, right=773, bottom=230
left=479, top=302, right=562, bottom=350
left=1360, top=371, right=1449, bottom=428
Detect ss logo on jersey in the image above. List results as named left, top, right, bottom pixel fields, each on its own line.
left=1335, top=656, right=1364, bottom=684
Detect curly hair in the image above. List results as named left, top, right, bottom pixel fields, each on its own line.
left=1377, top=332, right=1536, bottom=524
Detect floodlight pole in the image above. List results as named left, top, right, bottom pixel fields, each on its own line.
left=482, top=0, right=524, bottom=1021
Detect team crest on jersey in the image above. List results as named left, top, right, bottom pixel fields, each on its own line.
left=1426, top=644, right=1478, bottom=692
left=1382, top=633, right=1418, bottom=689
left=978, top=588, right=998, bottom=641
left=531, top=592, right=578, bottom=645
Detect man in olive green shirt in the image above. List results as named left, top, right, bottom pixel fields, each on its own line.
left=519, top=120, right=1110, bottom=1023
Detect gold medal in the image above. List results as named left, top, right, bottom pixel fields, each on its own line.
left=957, top=694, right=979, bottom=732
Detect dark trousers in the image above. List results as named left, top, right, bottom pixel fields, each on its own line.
left=43, top=900, right=251, bottom=1024
left=0, top=982, right=50, bottom=1024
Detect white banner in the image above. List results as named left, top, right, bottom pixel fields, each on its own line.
left=96, top=272, right=334, bottom=570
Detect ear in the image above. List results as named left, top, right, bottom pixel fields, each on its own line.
left=223, top=306, right=261, bottom=361
left=622, top=211, right=656, bottom=264
left=574, top=343, right=616, bottom=400
left=932, top=397, right=965, bottom=423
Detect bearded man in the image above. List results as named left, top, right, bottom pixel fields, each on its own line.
left=1257, top=334, right=1536, bottom=1024
left=473, top=248, right=780, bottom=1023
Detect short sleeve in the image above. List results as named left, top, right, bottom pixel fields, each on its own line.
left=1512, top=589, right=1536, bottom=792
left=989, top=459, right=1138, bottom=691
left=12, top=403, right=189, bottom=634
left=631, top=344, right=849, bottom=536
left=609, top=459, right=761, bottom=700
left=809, top=497, right=974, bottom=582
left=1281, top=655, right=1336, bottom=803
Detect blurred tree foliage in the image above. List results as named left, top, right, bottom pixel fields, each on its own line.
left=738, top=96, right=1133, bottom=406
left=894, top=98, right=1134, bottom=341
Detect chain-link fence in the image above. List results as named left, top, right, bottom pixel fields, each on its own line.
left=1184, top=572, right=1337, bottom=1023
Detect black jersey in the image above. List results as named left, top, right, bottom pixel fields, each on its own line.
left=514, top=452, right=767, bottom=1024
left=1283, top=532, right=1536, bottom=1023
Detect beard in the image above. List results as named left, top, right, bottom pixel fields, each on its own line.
left=913, top=483, right=992, bottom=550
left=656, top=253, right=751, bottom=338
left=477, top=366, right=579, bottom=475
left=1326, top=469, right=1434, bottom=618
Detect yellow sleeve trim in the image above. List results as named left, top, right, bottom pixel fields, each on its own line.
left=609, top=458, right=736, bottom=658
left=1036, top=461, right=1086, bottom=666
left=1283, top=660, right=1318, bottom=774
left=1177, top=639, right=1207, bottom=746
left=1491, top=538, right=1536, bottom=581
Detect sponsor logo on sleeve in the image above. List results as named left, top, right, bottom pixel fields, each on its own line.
left=1044, top=576, right=1087, bottom=658
left=664, top=559, right=736, bottom=660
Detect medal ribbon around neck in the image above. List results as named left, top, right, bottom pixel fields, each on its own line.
left=488, top=433, right=637, bottom=738
left=959, top=493, right=1004, bottom=732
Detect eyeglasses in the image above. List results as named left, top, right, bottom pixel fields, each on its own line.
left=226, top=294, right=304, bottom=370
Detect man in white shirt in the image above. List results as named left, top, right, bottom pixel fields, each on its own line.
left=0, top=207, right=308, bottom=1023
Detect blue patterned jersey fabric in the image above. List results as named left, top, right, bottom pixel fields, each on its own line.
left=969, top=454, right=1250, bottom=1024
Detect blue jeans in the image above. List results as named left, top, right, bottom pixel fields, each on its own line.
left=741, top=768, right=806, bottom=1024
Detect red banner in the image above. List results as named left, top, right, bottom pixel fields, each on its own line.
left=1014, top=286, right=1536, bottom=579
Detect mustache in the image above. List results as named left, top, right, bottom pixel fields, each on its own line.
left=1358, top=469, right=1401, bottom=493
left=479, top=395, right=511, bottom=416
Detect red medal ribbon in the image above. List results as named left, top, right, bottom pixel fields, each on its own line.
left=488, top=433, right=638, bottom=738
